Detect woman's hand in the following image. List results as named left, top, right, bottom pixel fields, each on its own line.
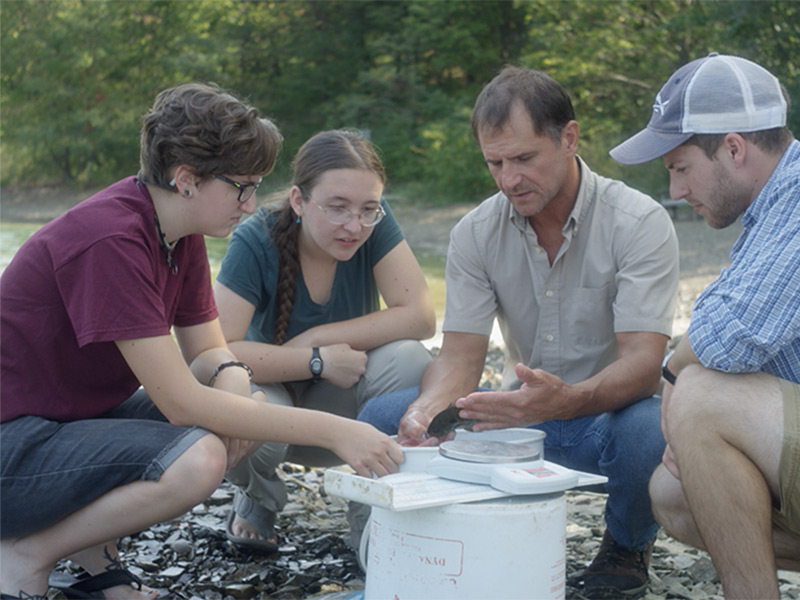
left=319, top=344, right=368, bottom=388
left=220, top=436, right=262, bottom=471
left=331, top=421, right=405, bottom=478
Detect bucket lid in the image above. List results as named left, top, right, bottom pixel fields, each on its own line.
left=439, top=440, right=541, bottom=463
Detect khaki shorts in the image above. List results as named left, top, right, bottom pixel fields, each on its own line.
left=774, top=378, right=800, bottom=536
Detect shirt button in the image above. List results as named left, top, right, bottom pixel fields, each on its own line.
left=535, top=247, right=543, bottom=253
left=545, top=290, right=554, bottom=297
left=545, top=334, right=554, bottom=342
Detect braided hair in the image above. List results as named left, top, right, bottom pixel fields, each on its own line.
left=267, top=129, right=386, bottom=345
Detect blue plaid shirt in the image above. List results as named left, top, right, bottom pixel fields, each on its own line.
left=688, top=140, right=800, bottom=383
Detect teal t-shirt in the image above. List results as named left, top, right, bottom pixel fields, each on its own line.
left=217, top=200, right=404, bottom=343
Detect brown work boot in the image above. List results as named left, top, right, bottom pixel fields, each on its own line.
left=579, top=530, right=653, bottom=598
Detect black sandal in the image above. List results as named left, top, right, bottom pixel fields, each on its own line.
left=48, top=568, right=144, bottom=599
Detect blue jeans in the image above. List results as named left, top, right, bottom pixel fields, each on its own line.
left=358, top=386, right=664, bottom=551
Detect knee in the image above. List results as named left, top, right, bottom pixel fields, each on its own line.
left=362, top=386, right=419, bottom=411
left=649, top=464, right=674, bottom=528
left=649, top=464, right=693, bottom=540
left=607, top=397, right=665, bottom=458
left=393, top=339, right=434, bottom=373
left=614, top=395, right=661, bottom=428
left=169, top=434, right=228, bottom=499
left=368, top=340, right=433, bottom=387
left=666, top=365, right=726, bottom=434
left=235, top=440, right=288, bottom=473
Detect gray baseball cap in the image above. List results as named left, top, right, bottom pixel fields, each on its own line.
left=610, top=53, right=787, bottom=165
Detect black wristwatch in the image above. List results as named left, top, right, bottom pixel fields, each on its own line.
left=309, top=347, right=324, bottom=382
left=661, top=350, right=677, bottom=385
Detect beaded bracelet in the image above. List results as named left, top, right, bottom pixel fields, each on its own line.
left=208, top=361, right=254, bottom=387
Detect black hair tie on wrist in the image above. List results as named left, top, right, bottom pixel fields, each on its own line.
left=208, top=361, right=253, bottom=387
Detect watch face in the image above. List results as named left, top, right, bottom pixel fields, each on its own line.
left=310, top=358, right=323, bottom=375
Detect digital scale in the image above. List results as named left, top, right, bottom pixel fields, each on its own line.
left=324, top=437, right=607, bottom=511
left=428, top=439, right=583, bottom=495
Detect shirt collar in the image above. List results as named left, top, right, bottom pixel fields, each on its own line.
left=741, top=139, right=800, bottom=229
left=567, top=156, right=590, bottom=237
left=506, top=156, right=586, bottom=238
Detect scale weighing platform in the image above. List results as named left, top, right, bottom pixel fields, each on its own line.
left=324, top=438, right=607, bottom=511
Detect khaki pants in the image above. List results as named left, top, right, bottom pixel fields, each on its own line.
left=775, top=378, right=800, bottom=537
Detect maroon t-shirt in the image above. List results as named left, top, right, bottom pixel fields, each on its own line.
left=0, top=177, right=217, bottom=422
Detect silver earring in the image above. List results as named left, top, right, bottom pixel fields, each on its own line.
left=184, top=189, right=191, bottom=197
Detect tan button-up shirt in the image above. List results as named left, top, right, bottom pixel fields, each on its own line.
left=444, top=157, right=679, bottom=390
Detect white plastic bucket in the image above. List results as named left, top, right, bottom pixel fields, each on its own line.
left=364, top=493, right=567, bottom=600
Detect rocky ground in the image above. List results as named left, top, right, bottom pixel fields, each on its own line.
left=4, top=189, right=799, bottom=599
left=54, top=472, right=800, bottom=600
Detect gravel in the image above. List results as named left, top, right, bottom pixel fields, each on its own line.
left=50, top=469, right=800, bottom=599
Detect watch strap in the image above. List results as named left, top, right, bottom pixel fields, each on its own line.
left=310, top=347, right=323, bottom=382
left=661, top=350, right=677, bottom=385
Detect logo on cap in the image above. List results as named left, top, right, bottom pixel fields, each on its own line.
left=652, top=93, right=669, bottom=116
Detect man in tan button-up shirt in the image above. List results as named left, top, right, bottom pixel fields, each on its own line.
left=359, top=66, right=679, bottom=598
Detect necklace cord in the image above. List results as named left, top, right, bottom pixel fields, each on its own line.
left=135, top=177, right=179, bottom=275
left=153, top=204, right=178, bottom=275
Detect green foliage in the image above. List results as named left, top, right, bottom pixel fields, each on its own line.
left=415, top=104, right=496, bottom=203
left=0, top=0, right=232, bottom=185
left=1, top=0, right=798, bottom=203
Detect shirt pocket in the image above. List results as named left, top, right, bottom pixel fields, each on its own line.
left=568, top=284, right=615, bottom=348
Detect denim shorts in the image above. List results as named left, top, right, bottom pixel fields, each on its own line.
left=0, top=388, right=210, bottom=539
left=774, top=378, right=800, bottom=536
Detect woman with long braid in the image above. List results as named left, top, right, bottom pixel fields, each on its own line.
left=214, top=129, right=435, bottom=552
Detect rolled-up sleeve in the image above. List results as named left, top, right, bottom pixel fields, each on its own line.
left=688, top=144, right=800, bottom=379
left=689, top=229, right=800, bottom=373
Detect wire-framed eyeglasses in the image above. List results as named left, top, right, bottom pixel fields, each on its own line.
left=311, top=198, right=386, bottom=227
left=215, top=175, right=262, bottom=204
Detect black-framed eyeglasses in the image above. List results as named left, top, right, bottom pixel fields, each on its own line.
left=215, top=175, right=262, bottom=204
left=311, top=198, right=386, bottom=227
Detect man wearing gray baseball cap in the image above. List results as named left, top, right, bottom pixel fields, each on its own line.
left=612, top=53, right=799, bottom=598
